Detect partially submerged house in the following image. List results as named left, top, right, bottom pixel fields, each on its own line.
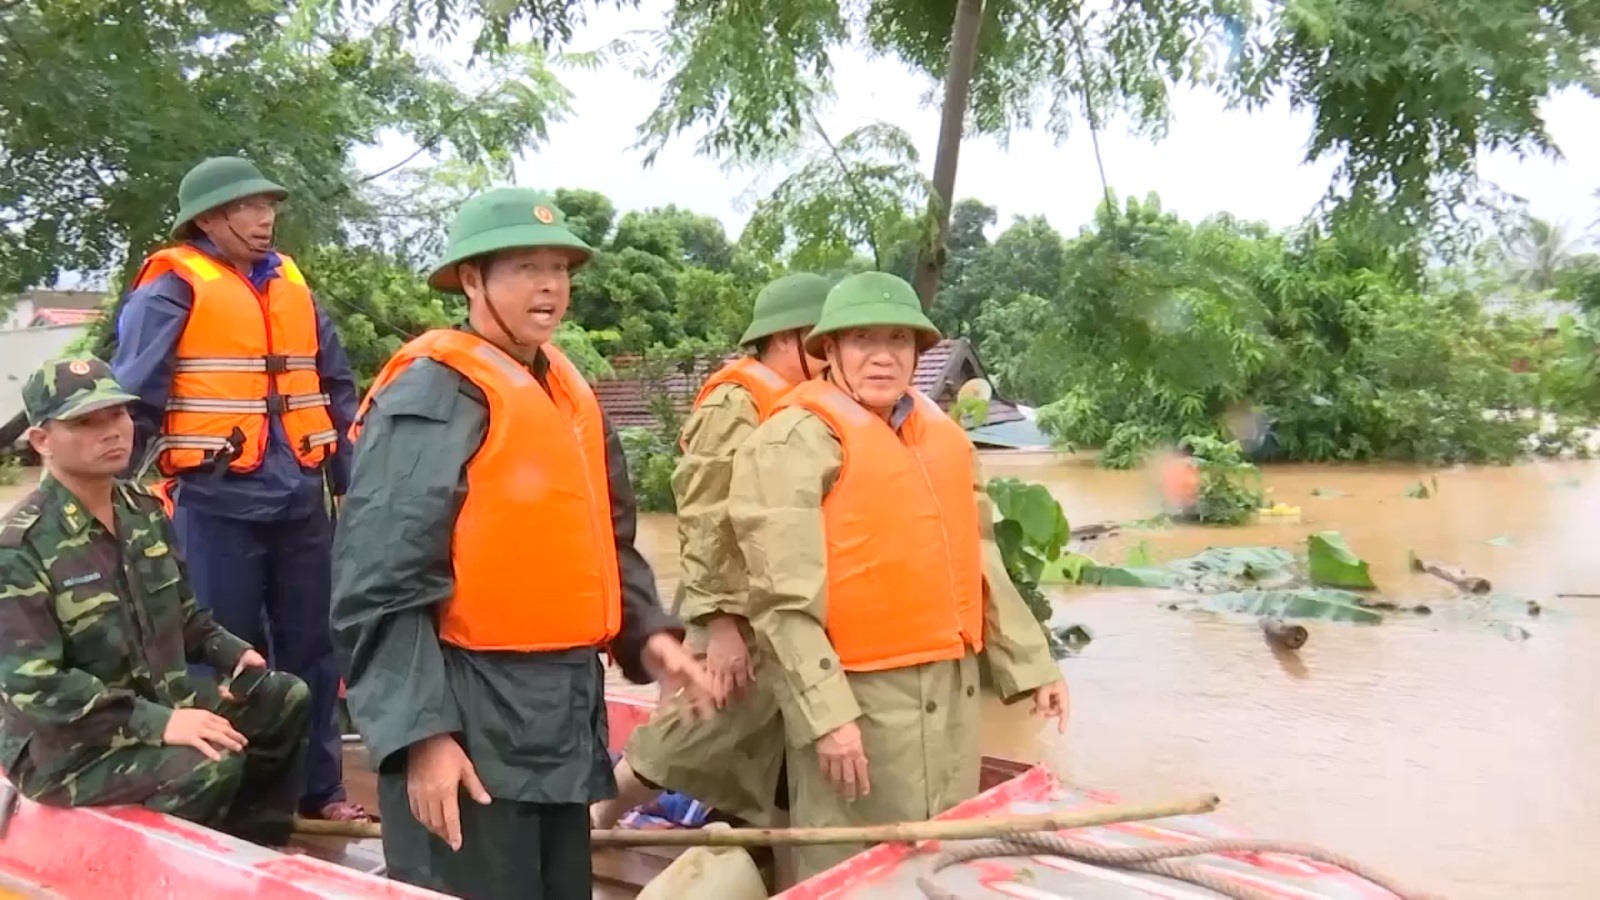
left=594, top=337, right=1050, bottom=449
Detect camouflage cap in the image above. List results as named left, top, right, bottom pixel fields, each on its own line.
left=23, top=357, right=139, bottom=426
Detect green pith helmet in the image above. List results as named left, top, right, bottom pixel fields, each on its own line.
left=804, top=271, right=942, bottom=357
left=171, top=157, right=288, bottom=239
left=739, top=273, right=831, bottom=346
left=427, top=187, right=594, bottom=292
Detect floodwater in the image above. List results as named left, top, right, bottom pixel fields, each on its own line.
left=3, top=456, right=1595, bottom=898
left=637, top=454, right=1600, bottom=899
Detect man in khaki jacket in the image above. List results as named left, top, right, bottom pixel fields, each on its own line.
left=593, top=273, right=830, bottom=832
left=729, top=272, right=1069, bottom=881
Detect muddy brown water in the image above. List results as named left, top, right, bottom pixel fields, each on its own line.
left=640, top=453, right=1600, bottom=898
left=4, top=455, right=1596, bottom=898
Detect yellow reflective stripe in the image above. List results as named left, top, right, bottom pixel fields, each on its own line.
left=278, top=256, right=307, bottom=286
left=173, top=250, right=224, bottom=282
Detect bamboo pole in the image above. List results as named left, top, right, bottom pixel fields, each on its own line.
left=293, top=794, right=1219, bottom=846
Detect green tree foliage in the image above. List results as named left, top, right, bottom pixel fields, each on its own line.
left=0, top=0, right=568, bottom=293
left=365, top=0, right=1600, bottom=239
left=954, top=192, right=1591, bottom=468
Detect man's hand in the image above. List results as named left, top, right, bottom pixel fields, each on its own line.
left=816, top=720, right=870, bottom=801
left=1032, top=679, right=1070, bottom=734
left=643, top=632, right=719, bottom=720
left=232, top=649, right=267, bottom=677
left=163, top=708, right=248, bottom=762
left=219, top=649, right=269, bottom=703
left=406, top=734, right=491, bottom=851
left=703, top=614, right=754, bottom=709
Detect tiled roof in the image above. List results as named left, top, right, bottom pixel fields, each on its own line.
left=594, top=338, right=1023, bottom=431
left=29, top=308, right=103, bottom=327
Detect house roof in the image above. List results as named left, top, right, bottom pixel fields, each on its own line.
left=29, top=308, right=103, bottom=327
left=593, top=338, right=1025, bottom=432
left=8, top=290, right=105, bottom=311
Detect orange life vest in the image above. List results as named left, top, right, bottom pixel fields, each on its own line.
left=130, top=245, right=337, bottom=477
left=778, top=380, right=986, bottom=672
left=150, top=478, right=178, bottom=519
left=683, top=357, right=792, bottom=450
left=353, top=329, right=622, bottom=652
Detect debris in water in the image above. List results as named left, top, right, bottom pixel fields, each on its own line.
left=1069, top=522, right=1120, bottom=541
left=1306, top=531, right=1376, bottom=590
left=1407, top=551, right=1492, bottom=594
left=1495, top=622, right=1532, bottom=642
left=1260, top=617, right=1309, bottom=650
left=1404, top=479, right=1435, bottom=499
left=1125, top=540, right=1154, bottom=566
left=1310, top=487, right=1347, bottom=498
left=1053, top=624, right=1093, bottom=651
left=1486, top=535, right=1515, bottom=547
left=1527, top=600, right=1542, bottom=617
left=1198, top=589, right=1383, bottom=624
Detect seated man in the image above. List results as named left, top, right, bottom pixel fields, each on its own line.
left=0, top=357, right=312, bottom=847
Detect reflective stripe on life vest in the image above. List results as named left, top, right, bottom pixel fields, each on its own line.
left=130, top=245, right=336, bottom=476
left=353, top=329, right=622, bottom=652
left=777, top=380, right=986, bottom=672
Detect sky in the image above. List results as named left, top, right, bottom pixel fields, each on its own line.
left=366, top=1, right=1600, bottom=246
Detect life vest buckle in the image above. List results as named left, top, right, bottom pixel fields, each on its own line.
left=265, top=395, right=286, bottom=415
left=264, top=354, right=289, bottom=374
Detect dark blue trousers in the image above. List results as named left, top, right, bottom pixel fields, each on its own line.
left=172, top=502, right=346, bottom=812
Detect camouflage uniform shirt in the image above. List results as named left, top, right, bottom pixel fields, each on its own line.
left=0, top=475, right=252, bottom=782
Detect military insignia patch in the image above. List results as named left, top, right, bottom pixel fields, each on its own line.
left=67, top=360, right=91, bottom=376
left=533, top=205, right=555, bottom=224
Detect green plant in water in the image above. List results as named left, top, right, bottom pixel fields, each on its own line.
left=985, top=477, right=1073, bottom=659
left=1181, top=435, right=1265, bottom=525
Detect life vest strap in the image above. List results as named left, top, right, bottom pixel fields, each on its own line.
left=164, top=392, right=329, bottom=415
left=173, top=354, right=318, bottom=374
left=300, top=429, right=339, bottom=453
left=153, top=434, right=235, bottom=453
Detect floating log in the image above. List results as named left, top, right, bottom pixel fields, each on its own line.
left=1408, top=554, right=1491, bottom=594
left=1070, top=522, right=1120, bottom=541
left=1259, top=617, right=1308, bottom=650
left=292, top=794, right=1221, bottom=847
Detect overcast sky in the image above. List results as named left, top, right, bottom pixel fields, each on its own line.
left=366, top=1, right=1599, bottom=245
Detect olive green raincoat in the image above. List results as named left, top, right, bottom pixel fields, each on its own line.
left=622, top=380, right=788, bottom=825
left=727, top=397, right=1061, bottom=880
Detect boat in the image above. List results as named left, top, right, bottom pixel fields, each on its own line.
left=0, top=687, right=1404, bottom=898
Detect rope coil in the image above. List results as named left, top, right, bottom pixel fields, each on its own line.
left=916, top=833, right=1445, bottom=900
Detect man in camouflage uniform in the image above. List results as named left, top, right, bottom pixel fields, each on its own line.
left=0, top=357, right=312, bottom=846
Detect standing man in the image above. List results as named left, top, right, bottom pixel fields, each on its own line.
left=592, top=272, right=830, bottom=831
left=332, top=187, right=716, bottom=900
left=110, top=156, right=369, bottom=824
left=0, top=357, right=311, bottom=846
left=729, top=272, right=1071, bottom=880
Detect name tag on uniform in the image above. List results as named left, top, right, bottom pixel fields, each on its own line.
left=61, top=573, right=103, bottom=588
left=144, top=542, right=169, bottom=558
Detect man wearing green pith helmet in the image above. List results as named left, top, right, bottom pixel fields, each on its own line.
left=728, top=271, right=1071, bottom=881
left=590, top=273, right=830, bottom=844
left=331, top=187, right=716, bottom=899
